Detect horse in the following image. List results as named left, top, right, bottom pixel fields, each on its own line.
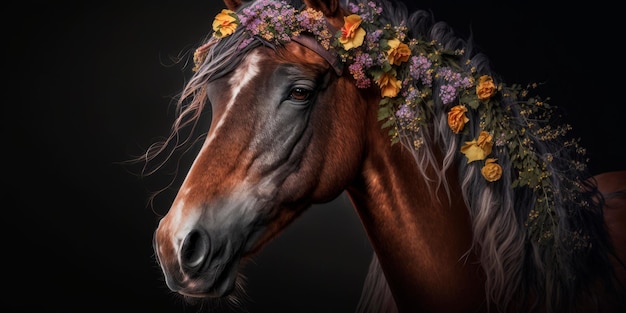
left=144, top=0, right=626, bottom=312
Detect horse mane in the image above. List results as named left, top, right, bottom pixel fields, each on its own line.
left=364, top=0, right=620, bottom=312
left=141, top=0, right=622, bottom=312
left=133, top=18, right=265, bottom=181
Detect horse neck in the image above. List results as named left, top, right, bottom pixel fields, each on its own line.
left=345, top=116, right=488, bottom=312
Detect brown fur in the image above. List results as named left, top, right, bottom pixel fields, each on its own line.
left=151, top=1, right=626, bottom=311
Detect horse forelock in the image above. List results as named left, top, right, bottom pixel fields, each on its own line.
left=144, top=23, right=265, bottom=172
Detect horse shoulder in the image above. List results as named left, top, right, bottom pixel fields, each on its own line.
left=594, top=170, right=626, bottom=288
left=595, top=170, right=626, bottom=224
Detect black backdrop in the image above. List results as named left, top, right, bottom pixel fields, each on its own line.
left=9, top=0, right=624, bottom=312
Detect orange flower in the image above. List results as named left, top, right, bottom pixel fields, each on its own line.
left=447, top=104, right=469, bottom=133
left=481, top=158, right=502, bottom=182
left=476, top=130, right=493, bottom=151
left=476, top=75, right=496, bottom=100
left=376, top=72, right=401, bottom=98
left=460, top=130, right=493, bottom=163
left=212, top=9, right=238, bottom=38
left=386, top=38, right=411, bottom=65
left=339, top=14, right=366, bottom=50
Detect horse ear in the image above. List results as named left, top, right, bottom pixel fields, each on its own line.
left=303, top=0, right=346, bottom=28
left=224, top=0, right=243, bottom=10
left=304, top=0, right=344, bottom=18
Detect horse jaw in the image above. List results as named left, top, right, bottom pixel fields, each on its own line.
left=154, top=157, right=313, bottom=299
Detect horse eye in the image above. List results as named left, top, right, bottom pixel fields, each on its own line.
left=289, top=87, right=312, bottom=101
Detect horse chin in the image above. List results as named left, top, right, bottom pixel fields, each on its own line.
left=176, top=257, right=242, bottom=299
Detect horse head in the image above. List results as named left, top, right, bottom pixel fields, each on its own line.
left=153, top=0, right=371, bottom=298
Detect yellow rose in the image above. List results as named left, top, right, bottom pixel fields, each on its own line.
left=376, top=72, right=401, bottom=98
left=386, top=38, right=411, bottom=65
left=476, top=75, right=496, bottom=100
left=481, top=158, right=502, bottom=182
left=476, top=130, right=493, bottom=153
left=447, top=104, right=469, bottom=134
left=460, top=130, right=493, bottom=163
left=339, top=14, right=366, bottom=50
left=213, top=9, right=238, bottom=38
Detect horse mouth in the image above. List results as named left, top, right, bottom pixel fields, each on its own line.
left=176, top=257, right=242, bottom=298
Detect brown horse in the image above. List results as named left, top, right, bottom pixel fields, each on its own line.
left=146, top=0, right=626, bottom=312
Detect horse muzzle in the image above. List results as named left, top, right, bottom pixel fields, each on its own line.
left=153, top=220, right=244, bottom=298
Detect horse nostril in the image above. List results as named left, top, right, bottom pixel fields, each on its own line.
left=180, top=229, right=210, bottom=273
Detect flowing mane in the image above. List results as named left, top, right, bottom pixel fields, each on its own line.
left=343, top=2, right=618, bottom=311
left=142, top=0, right=625, bottom=312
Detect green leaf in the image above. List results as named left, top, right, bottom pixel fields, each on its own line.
left=370, top=68, right=383, bottom=79
left=379, top=38, right=389, bottom=49
left=468, top=99, right=480, bottom=110
left=382, top=118, right=395, bottom=129
left=378, top=106, right=390, bottom=121
left=382, top=62, right=392, bottom=72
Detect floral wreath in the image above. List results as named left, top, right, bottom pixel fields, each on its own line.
left=195, top=0, right=582, bottom=197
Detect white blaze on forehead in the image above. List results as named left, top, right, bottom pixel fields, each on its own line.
left=164, top=51, right=264, bottom=237
left=205, top=50, right=263, bottom=146
left=171, top=50, right=266, bottom=215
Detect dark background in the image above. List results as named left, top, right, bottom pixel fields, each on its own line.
left=8, top=0, right=624, bottom=312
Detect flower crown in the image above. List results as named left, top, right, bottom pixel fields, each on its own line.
left=195, top=0, right=580, bottom=189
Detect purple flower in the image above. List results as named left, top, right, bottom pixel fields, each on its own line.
left=409, top=55, right=433, bottom=87
left=439, top=84, right=458, bottom=105
left=396, top=104, right=414, bottom=120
